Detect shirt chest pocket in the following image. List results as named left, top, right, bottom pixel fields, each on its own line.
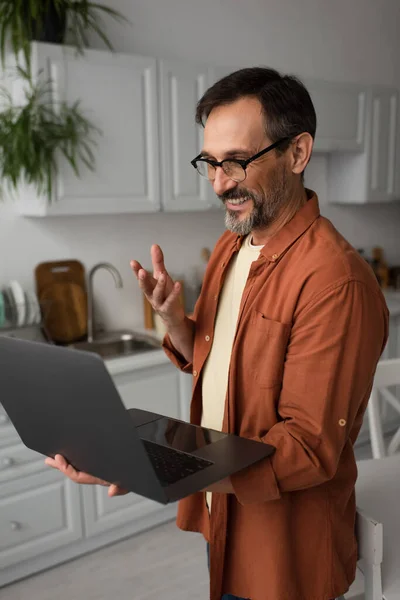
left=245, top=311, right=291, bottom=388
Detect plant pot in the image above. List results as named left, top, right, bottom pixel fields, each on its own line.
left=29, top=1, right=67, bottom=45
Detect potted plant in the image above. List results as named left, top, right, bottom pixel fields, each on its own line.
left=0, top=0, right=129, bottom=68
left=0, top=67, right=100, bottom=201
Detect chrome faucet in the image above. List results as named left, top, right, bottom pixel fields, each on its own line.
left=87, top=262, right=123, bottom=342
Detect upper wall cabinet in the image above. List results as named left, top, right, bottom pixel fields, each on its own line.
left=367, top=87, right=399, bottom=202
left=209, top=71, right=368, bottom=154
left=305, top=80, right=367, bottom=152
left=327, top=86, right=400, bottom=204
left=6, top=46, right=400, bottom=215
left=158, top=60, right=219, bottom=211
left=14, top=43, right=161, bottom=216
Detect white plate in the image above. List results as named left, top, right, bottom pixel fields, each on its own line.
left=25, top=290, right=37, bottom=325
left=8, top=280, right=26, bottom=327
left=27, top=290, right=41, bottom=325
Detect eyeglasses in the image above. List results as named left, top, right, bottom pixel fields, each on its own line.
left=190, top=137, right=290, bottom=183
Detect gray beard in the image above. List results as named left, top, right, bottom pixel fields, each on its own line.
left=223, top=168, right=288, bottom=235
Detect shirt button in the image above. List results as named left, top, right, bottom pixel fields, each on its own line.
left=193, top=370, right=198, bottom=377
left=205, top=335, right=210, bottom=342
left=339, top=419, right=346, bottom=427
left=272, top=253, right=279, bottom=260
left=221, top=262, right=225, bottom=268
left=214, top=294, right=218, bottom=300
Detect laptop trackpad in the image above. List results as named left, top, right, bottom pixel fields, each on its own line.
left=136, top=417, right=227, bottom=453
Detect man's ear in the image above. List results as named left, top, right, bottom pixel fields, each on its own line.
left=290, top=133, right=314, bottom=175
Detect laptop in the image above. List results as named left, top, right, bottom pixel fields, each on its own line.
left=0, top=336, right=274, bottom=504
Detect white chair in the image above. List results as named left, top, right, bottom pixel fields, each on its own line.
left=367, top=358, right=400, bottom=459
left=354, top=508, right=383, bottom=600
left=353, top=455, right=400, bottom=600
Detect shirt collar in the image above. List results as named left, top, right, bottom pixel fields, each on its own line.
left=233, top=189, right=320, bottom=262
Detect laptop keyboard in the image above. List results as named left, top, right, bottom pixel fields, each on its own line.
left=142, top=440, right=213, bottom=487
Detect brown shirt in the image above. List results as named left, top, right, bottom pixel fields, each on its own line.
left=163, top=191, right=389, bottom=600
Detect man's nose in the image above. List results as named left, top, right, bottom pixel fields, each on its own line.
left=212, top=167, right=239, bottom=197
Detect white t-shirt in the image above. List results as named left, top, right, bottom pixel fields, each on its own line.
left=201, top=234, right=264, bottom=509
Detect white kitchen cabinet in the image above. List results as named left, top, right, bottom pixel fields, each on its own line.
left=0, top=355, right=185, bottom=587
left=210, top=71, right=368, bottom=154
left=0, top=469, right=83, bottom=571
left=367, top=87, right=399, bottom=202
left=305, top=80, right=367, bottom=152
left=159, top=59, right=219, bottom=211
left=8, top=43, right=398, bottom=214
left=14, top=43, right=161, bottom=216
left=327, top=86, right=400, bottom=204
left=81, top=361, right=181, bottom=537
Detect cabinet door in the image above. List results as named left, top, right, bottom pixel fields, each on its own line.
left=367, top=87, right=399, bottom=203
left=0, top=470, right=83, bottom=570
left=159, top=60, right=219, bottom=211
left=305, top=80, right=367, bottom=152
left=81, top=364, right=180, bottom=536
left=114, top=362, right=182, bottom=419
left=17, top=43, right=160, bottom=216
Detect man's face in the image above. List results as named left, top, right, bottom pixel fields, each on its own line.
left=202, top=96, right=292, bottom=235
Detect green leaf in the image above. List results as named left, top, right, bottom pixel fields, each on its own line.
left=86, top=10, right=113, bottom=51
left=87, top=3, right=132, bottom=25
left=0, top=65, right=101, bottom=203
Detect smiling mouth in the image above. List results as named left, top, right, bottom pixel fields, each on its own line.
left=224, top=197, right=250, bottom=206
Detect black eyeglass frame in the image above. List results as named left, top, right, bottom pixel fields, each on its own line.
left=190, top=137, right=291, bottom=181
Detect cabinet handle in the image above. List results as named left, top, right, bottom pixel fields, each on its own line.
left=1, top=457, right=14, bottom=468
left=0, top=414, right=9, bottom=425
left=10, top=521, right=21, bottom=531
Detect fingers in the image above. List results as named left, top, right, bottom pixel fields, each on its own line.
left=45, top=454, right=68, bottom=470
left=108, top=484, right=129, bottom=497
left=152, top=272, right=168, bottom=306
left=45, top=457, right=59, bottom=470
left=130, top=259, right=143, bottom=279
left=162, top=280, right=182, bottom=311
left=130, top=261, right=159, bottom=295
left=45, top=454, right=78, bottom=481
left=131, top=245, right=172, bottom=291
left=151, top=244, right=166, bottom=277
left=44, top=457, right=127, bottom=495
left=131, top=246, right=166, bottom=280
left=45, top=455, right=109, bottom=487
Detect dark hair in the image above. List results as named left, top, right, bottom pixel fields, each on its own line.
left=196, top=67, right=317, bottom=155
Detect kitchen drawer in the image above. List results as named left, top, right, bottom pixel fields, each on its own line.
left=0, top=470, right=83, bottom=569
left=0, top=442, right=45, bottom=483
left=81, top=483, right=164, bottom=538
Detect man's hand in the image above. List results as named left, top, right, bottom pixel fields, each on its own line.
left=131, top=244, right=185, bottom=330
left=45, top=455, right=129, bottom=497
left=202, top=477, right=234, bottom=494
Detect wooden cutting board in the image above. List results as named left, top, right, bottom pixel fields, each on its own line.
left=35, top=260, right=88, bottom=344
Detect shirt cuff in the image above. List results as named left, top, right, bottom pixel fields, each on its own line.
left=230, top=438, right=281, bottom=505
left=162, top=333, right=193, bottom=374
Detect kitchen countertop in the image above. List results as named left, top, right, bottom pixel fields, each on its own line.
left=104, top=347, right=169, bottom=375
left=104, top=327, right=170, bottom=375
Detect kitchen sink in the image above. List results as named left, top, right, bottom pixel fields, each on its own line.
left=70, top=331, right=161, bottom=360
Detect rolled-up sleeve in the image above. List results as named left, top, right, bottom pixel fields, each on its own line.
left=231, top=279, right=389, bottom=505
left=162, top=326, right=194, bottom=374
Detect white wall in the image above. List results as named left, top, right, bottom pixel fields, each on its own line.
left=1, top=0, right=400, bottom=331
